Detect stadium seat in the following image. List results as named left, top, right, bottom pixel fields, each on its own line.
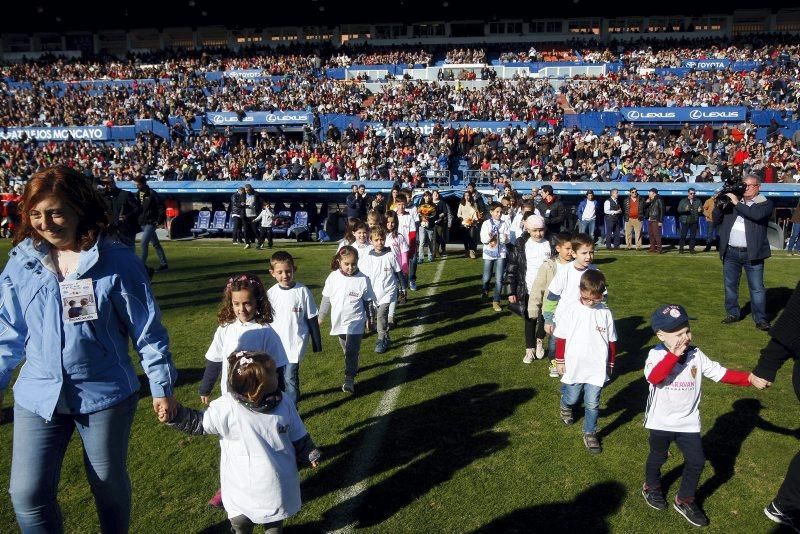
left=190, top=210, right=212, bottom=237
left=206, top=211, right=228, bottom=236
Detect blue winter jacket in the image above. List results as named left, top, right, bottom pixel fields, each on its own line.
left=0, top=235, right=176, bottom=421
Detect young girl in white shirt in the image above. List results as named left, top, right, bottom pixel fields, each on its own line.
left=359, top=227, right=405, bottom=354
left=385, top=210, right=409, bottom=327
left=319, top=246, right=375, bottom=394
left=479, top=202, right=511, bottom=311
left=338, top=221, right=372, bottom=259
left=160, top=351, right=320, bottom=534
left=198, top=273, right=289, bottom=507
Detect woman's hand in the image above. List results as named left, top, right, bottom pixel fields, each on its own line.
left=153, top=396, right=177, bottom=421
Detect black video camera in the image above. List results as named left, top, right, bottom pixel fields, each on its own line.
left=715, top=176, right=747, bottom=210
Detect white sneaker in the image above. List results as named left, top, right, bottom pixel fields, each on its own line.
left=243, top=243, right=251, bottom=249
left=535, top=339, right=546, bottom=359
left=523, top=349, right=535, bottom=364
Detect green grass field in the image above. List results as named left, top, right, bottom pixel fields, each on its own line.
left=0, top=239, right=798, bottom=533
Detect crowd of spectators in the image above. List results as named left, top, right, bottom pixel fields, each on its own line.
left=2, top=37, right=800, bottom=185
left=361, top=78, right=560, bottom=123
left=3, top=116, right=800, bottom=186
left=562, top=70, right=799, bottom=116
left=444, top=48, right=487, bottom=64
left=459, top=122, right=800, bottom=184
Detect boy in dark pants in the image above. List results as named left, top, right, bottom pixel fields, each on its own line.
left=642, top=304, right=767, bottom=526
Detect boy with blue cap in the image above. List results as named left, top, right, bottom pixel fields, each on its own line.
left=641, top=304, right=769, bottom=527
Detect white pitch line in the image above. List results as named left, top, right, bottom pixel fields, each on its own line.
left=327, top=259, right=447, bottom=533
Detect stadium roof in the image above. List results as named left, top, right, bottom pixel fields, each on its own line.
left=3, top=0, right=797, bottom=33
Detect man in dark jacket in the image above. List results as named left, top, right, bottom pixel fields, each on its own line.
left=134, top=177, right=168, bottom=271
left=345, top=185, right=363, bottom=220
left=712, top=175, right=774, bottom=330
left=643, top=187, right=665, bottom=254
left=101, top=176, right=141, bottom=245
left=752, top=281, right=800, bottom=529
left=230, top=186, right=248, bottom=245
left=536, top=184, right=566, bottom=238
left=677, top=188, right=703, bottom=254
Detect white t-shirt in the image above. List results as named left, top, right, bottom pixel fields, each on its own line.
left=581, top=201, right=596, bottom=221
left=203, top=395, right=308, bottom=522
left=643, top=345, right=728, bottom=433
left=267, top=283, right=318, bottom=364
left=524, top=239, right=552, bottom=289
left=509, top=212, right=525, bottom=245
left=553, top=300, right=617, bottom=388
left=480, top=218, right=511, bottom=259
left=546, top=262, right=599, bottom=309
left=397, top=210, right=417, bottom=242
left=359, top=249, right=400, bottom=305
left=205, top=321, right=289, bottom=395
left=385, top=232, right=409, bottom=260
left=336, top=240, right=372, bottom=260
left=321, top=270, right=375, bottom=335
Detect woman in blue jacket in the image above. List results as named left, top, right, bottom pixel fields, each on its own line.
left=0, top=166, right=177, bottom=533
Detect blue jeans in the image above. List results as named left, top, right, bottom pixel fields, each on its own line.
left=561, top=382, right=602, bottom=433
left=482, top=258, right=505, bottom=302
left=284, top=363, right=300, bottom=406
left=10, top=394, right=138, bottom=533
left=788, top=222, right=800, bottom=252
left=723, top=247, right=767, bottom=324
left=578, top=220, right=595, bottom=240
left=140, top=224, right=168, bottom=267
left=418, top=227, right=435, bottom=261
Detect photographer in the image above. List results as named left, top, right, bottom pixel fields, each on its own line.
left=712, top=175, right=774, bottom=331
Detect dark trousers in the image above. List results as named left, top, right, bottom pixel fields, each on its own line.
left=463, top=226, right=478, bottom=252
left=645, top=430, right=705, bottom=500
left=605, top=216, right=622, bottom=249
left=435, top=225, right=448, bottom=255
left=232, top=216, right=244, bottom=243
left=522, top=295, right=546, bottom=349
left=775, top=451, right=800, bottom=513
left=257, top=226, right=273, bottom=247
left=648, top=220, right=662, bottom=252
left=679, top=222, right=699, bottom=251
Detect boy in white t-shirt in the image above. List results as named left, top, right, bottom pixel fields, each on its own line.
left=553, top=269, right=617, bottom=454
left=543, top=233, right=599, bottom=376
left=267, top=251, right=322, bottom=406
left=641, top=304, right=768, bottom=527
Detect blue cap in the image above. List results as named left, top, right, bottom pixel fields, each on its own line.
left=651, top=304, right=692, bottom=333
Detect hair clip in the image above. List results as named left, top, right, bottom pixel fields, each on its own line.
left=236, top=355, right=254, bottom=375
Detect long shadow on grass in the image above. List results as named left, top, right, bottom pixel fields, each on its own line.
left=660, top=398, right=797, bottom=502
left=610, top=316, right=652, bottom=378
left=296, top=383, right=536, bottom=531
left=598, top=377, right=649, bottom=440
left=737, top=286, right=793, bottom=323
left=388, top=314, right=506, bottom=351
left=468, top=481, right=625, bottom=533
left=300, top=335, right=504, bottom=416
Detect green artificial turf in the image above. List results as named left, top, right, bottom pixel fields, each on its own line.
left=0, top=239, right=797, bottom=533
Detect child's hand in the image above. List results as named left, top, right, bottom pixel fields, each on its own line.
left=200, top=396, right=210, bottom=406
left=544, top=324, right=554, bottom=335
left=669, top=338, right=689, bottom=357
left=310, top=460, right=319, bottom=468
left=508, top=295, right=517, bottom=304
left=748, top=373, right=772, bottom=390
left=556, top=362, right=565, bottom=375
